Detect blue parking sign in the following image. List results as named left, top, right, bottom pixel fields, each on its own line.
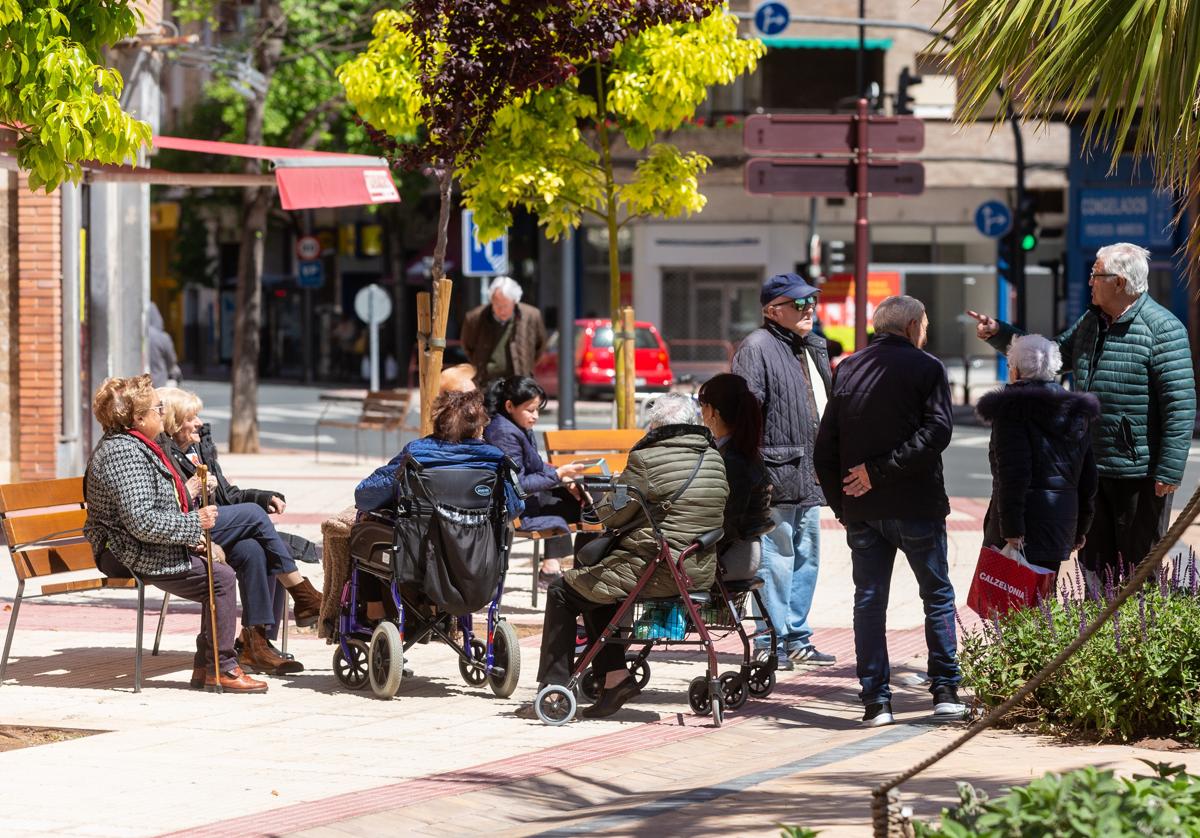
left=297, top=260, right=324, bottom=288
left=462, top=210, right=509, bottom=277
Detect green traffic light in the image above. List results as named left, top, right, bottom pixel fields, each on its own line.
left=1021, top=233, right=1037, bottom=251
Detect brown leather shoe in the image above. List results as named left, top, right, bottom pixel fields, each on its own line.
left=205, top=665, right=268, bottom=693
left=238, top=626, right=304, bottom=675
left=189, top=666, right=207, bottom=690
left=286, top=577, right=323, bottom=628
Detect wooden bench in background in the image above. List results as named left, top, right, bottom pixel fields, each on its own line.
left=0, top=477, right=168, bottom=692
left=314, top=389, right=418, bottom=462
left=514, top=428, right=645, bottom=606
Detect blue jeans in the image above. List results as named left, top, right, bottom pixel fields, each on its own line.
left=846, top=518, right=959, bottom=705
left=210, top=503, right=298, bottom=629
left=754, top=504, right=821, bottom=655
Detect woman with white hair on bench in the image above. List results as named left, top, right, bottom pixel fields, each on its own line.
left=519, top=392, right=728, bottom=720
left=975, top=334, right=1100, bottom=574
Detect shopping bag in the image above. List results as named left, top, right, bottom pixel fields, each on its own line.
left=967, top=544, right=1056, bottom=618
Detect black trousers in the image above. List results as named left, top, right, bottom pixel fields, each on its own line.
left=147, top=556, right=239, bottom=673
left=536, top=577, right=625, bottom=686
left=1079, top=477, right=1172, bottom=578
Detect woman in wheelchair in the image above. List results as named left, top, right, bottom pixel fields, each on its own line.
left=355, top=389, right=522, bottom=521
left=521, top=393, right=728, bottom=720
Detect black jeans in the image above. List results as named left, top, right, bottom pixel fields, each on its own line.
left=147, top=556, right=239, bottom=673
left=1079, top=477, right=1172, bottom=578
left=536, top=577, right=624, bottom=686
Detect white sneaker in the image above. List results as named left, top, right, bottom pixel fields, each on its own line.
left=932, top=687, right=967, bottom=719
left=862, top=701, right=894, bottom=727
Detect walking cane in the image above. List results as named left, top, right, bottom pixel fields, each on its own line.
left=196, top=465, right=223, bottom=694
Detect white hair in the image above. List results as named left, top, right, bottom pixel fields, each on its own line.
left=644, top=392, right=696, bottom=429
left=488, top=275, right=523, bottom=303
left=872, top=295, right=926, bottom=336
left=1007, top=334, right=1061, bottom=381
left=1096, top=242, right=1150, bottom=295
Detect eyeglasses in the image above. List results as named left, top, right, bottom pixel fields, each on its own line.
left=1089, top=272, right=1119, bottom=281
left=153, top=404, right=165, bottom=415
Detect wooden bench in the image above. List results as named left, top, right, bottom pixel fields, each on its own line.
left=0, top=477, right=169, bottom=692
left=515, top=428, right=645, bottom=606
left=314, top=389, right=418, bottom=462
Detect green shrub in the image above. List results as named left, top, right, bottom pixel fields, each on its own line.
left=914, top=762, right=1200, bottom=837
left=960, top=563, right=1200, bottom=743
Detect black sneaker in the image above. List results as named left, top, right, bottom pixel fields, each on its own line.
left=932, top=687, right=967, bottom=719
left=862, top=701, right=894, bottom=727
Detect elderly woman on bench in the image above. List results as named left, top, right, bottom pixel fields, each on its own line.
left=83, top=375, right=266, bottom=692
left=520, top=393, right=728, bottom=720
left=157, top=387, right=323, bottom=678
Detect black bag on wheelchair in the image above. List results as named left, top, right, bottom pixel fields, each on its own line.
left=388, top=458, right=510, bottom=615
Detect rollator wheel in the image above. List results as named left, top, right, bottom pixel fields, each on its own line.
left=488, top=620, right=522, bottom=699
left=711, top=691, right=725, bottom=728
left=332, top=639, right=370, bottom=690
left=625, top=654, right=651, bottom=690
left=747, top=662, right=776, bottom=699
left=688, top=676, right=713, bottom=716
left=581, top=669, right=602, bottom=702
left=458, top=639, right=488, bottom=687
left=720, top=671, right=749, bottom=711
left=368, top=622, right=404, bottom=699
left=534, top=684, right=577, bottom=726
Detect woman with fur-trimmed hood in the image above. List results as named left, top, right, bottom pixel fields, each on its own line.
left=976, top=335, right=1100, bottom=573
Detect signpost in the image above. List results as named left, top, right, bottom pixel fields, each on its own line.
left=753, top=1, right=790, bottom=36
left=742, top=105, right=926, bottom=349
left=354, top=283, right=392, bottom=391
left=295, top=235, right=321, bottom=261
left=297, top=260, right=324, bottom=289
left=974, top=200, right=1012, bottom=239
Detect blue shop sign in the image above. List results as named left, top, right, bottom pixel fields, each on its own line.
left=1078, top=187, right=1175, bottom=248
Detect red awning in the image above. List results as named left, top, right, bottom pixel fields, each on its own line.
left=78, top=135, right=401, bottom=210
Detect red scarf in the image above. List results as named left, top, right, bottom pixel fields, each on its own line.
left=128, top=429, right=189, bottom=512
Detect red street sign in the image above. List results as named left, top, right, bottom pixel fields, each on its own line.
left=744, top=158, right=925, bottom=197
left=743, top=113, right=925, bottom=155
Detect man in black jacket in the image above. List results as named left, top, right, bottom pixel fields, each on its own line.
left=814, top=295, right=963, bottom=727
left=733, top=273, right=835, bottom=670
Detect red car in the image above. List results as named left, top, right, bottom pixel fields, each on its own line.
left=535, top=319, right=673, bottom=400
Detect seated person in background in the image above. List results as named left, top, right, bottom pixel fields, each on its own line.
left=975, top=334, right=1099, bottom=574
left=356, top=388, right=522, bottom=521
left=522, top=393, right=728, bottom=720
left=84, top=375, right=266, bottom=692
left=697, top=374, right=774, bottom=581
left=157, top=387, right=322, bottom=677
left=483, top=377, right=587, bottom=588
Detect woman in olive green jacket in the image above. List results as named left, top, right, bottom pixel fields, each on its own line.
left=523, top=393, right=728, bottom=721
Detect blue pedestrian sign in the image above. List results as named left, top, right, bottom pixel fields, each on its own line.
left=462, top=210, right=509, bottom=277
left=297, top=260, right=324, bottom=289
left=974, top=200, right=1012, bottom=239
left=754, top=1, right=790, bottom=36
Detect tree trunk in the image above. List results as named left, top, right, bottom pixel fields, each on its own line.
left=420, top=168, right=455, bottom=433
left=228, top=0, right=286, bottom=454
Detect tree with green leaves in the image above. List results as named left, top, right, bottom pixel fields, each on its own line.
left=339, top=1, right=759, bottom=424
left=939, top=0, right=1200, bottom=245
left=1, top=0, right=151, bottom=190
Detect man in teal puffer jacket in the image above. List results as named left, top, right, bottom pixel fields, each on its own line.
left=968, top=242, right=1195, bottom=584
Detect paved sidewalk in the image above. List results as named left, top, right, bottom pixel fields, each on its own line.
left=4, top=449, right=1200, bottom=837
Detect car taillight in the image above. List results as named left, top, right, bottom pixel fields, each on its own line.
left=583, top=350, right=595, bottom=363
left=657, top=350, right=668, bottom=364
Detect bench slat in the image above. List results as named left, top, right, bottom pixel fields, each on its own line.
left=543, top=429, right=643, bottom=455
left=40, top=577, right=138, bottom=596
left=11, top=541, right=97, bottom=581
left=0, top=477, right=84, bottom=513
left=3, top=508, right=89, bottom=547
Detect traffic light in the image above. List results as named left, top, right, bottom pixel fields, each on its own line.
left=1016, top=197, right=1038, bottom=252
left=823, top=239, right=848, bottom=276
left=896, top=67, right=922, bottom=116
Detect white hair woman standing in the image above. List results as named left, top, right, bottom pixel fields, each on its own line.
left=975, top=335, right=1101, bottom=573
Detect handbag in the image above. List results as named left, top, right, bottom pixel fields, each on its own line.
left=967, top=543, right=1057, bottom=618
left=575, top=449, right=709, bottom=568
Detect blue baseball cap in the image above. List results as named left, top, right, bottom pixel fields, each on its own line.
left=760, top=272, right=821, bottom=306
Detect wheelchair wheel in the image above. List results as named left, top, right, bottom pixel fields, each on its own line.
left=720, top=671, right=749, bottom=711
left=688, top=676, right=713, bottom=716
left=747, top=662, right=776, bottom=698
left=625, top=654, right=651, bottom=690
left=581, top=669, right=602, bottom=702
left=368, top=622, right=404, bottom=699
left=458, top=638, right=488, bottom=687
left=488, top=620, right=521, bottom=699
left=535, top=684, right=577, bottom=726
left=332, top=639, right=369, bottom=690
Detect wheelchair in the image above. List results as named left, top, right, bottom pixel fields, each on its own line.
left=333, top=456, right=520, bottom=700
left=535, top=480, right=772, bottom=727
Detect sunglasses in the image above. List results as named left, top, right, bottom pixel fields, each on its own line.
left=779, top=296, right=817, bottom=311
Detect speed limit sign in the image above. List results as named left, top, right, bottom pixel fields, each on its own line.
left=296, top=235, right=321, bottom=261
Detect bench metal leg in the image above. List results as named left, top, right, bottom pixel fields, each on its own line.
left=134, top=579, right=145, bottom=694
left=152, top=592, right=171, bottom=656
left=532, top=539, right=540, bottom=608
left=0, top=580, right=25, bottom=685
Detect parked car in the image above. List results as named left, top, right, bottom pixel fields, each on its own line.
left=534, top=319, right=673, bottom=400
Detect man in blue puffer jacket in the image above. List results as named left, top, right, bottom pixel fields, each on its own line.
left=969, top=242, right=1196, bottom=585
